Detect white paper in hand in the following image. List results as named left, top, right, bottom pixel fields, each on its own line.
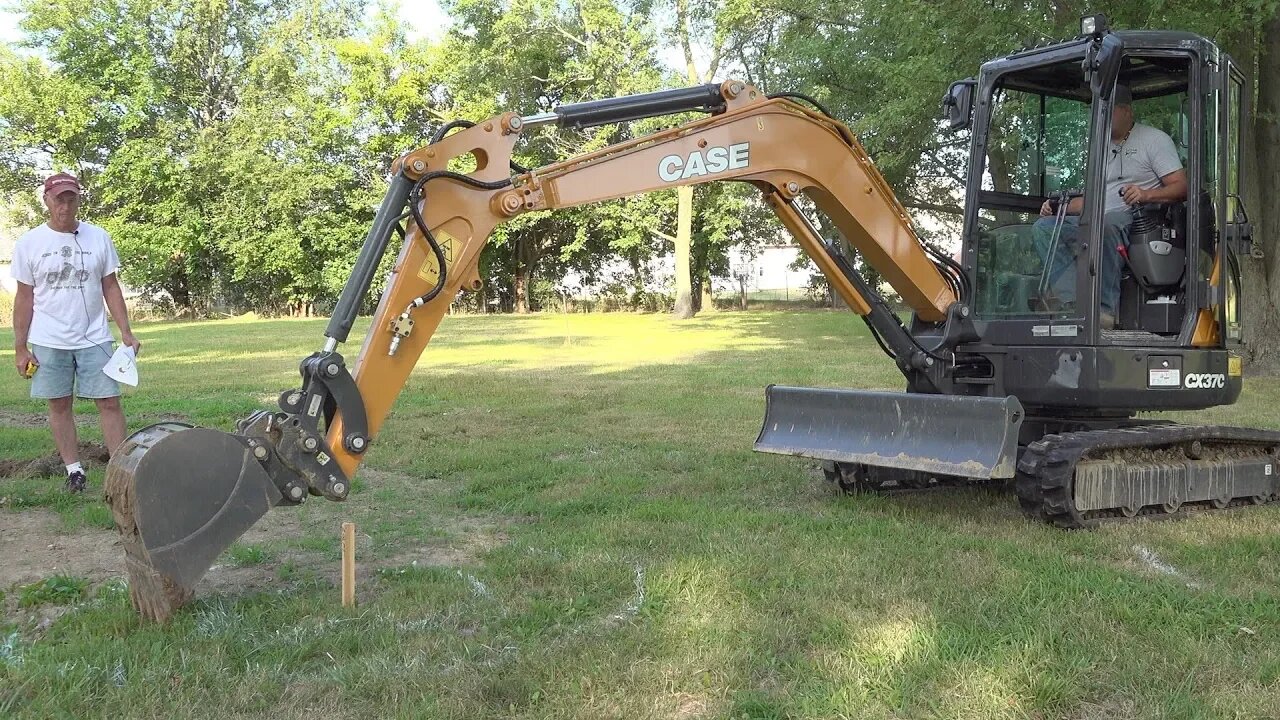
left=104, top=345, right=138, bottom=387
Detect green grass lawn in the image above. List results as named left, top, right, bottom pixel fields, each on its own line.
left=4, top=310, right=1280, bottom=719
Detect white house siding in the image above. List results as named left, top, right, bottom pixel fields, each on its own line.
left=561, top=244, right=815, bottom=299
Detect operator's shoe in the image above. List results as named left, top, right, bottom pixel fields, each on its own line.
left=65, top=470, right=87, bottom=494
left=1100, top=311, right=1116, bottom=330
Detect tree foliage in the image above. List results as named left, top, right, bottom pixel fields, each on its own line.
left=2, top=0, right=1279, bottom=344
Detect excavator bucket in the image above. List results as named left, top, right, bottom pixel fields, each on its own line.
left=754, top=385, right=1024, bottom=479
left=104, top=423, right=283, bottom=622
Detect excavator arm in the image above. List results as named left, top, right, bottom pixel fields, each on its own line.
left=326, top=80, right=967, bottom=480
left=104, top=81, right=1018, bottom=622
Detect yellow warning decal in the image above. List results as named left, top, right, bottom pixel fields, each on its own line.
left=416, top=229, right=458, bottom=288
left=1228, top=354, right=1243, bottom=377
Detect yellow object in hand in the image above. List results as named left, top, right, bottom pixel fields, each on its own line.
left=23, top=360, right=36, bottom=379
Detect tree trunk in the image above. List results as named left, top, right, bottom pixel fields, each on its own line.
left=514, top=270, right=530, bottom=314
left=672, top=185, right=695, bottom=318
left=514, top=237, right=535, bottom=314
left=1242, top=14, right=1280, bottom=369
left=670, top=0, right=711, bottom=320
left=169, top=273, right=192, bottom=317
left=699, top=265, right=716, bottom=312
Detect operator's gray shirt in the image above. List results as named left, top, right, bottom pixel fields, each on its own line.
left=1104, top=122, right=1183, bottom=214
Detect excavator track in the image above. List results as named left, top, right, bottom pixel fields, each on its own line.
left=1015, top=425, right=1280, bottom=528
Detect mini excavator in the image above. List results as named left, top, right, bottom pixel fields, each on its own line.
left=106, top=17, right=1276, bottom=621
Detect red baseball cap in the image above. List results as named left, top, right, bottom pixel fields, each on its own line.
left=43, top=172, right=82, bottom=196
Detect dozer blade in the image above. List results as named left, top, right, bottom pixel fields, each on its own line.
left=104, top=423, right=283, bottom=622
left=754, top=385, right=1024, bottom=479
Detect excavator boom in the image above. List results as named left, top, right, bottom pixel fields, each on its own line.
left=105, top=80, right=1020, bottom=621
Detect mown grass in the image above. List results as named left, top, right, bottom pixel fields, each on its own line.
left=3, top=310, right=1280, bottom=718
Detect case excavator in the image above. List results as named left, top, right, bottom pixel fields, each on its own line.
left=105, top=19, right=1277, bottom=621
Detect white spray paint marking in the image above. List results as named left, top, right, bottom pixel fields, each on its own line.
left=194, top=599, right=243, bottom=638
left=524, top=546, right=565, bottom=560
left=1133, top=545, right=1203, bottom=589
left=606, top=564, right=646, bottom=626
left=0, top=632, right=23, bottom=667
left=181, top=552, right=639, bottom=679
left=457, top=570, right=493, bottom=599
left=394, top=617, right=441, bottom=633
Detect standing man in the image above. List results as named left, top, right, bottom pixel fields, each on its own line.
left=10, top=172, right=141, bottom=493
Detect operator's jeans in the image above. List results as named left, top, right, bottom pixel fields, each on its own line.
left=1031, top=211, right=1132, bottom=315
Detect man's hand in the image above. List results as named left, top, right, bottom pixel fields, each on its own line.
left=15, top=346, right=37, bottom=378
left=121, top=331, right=142, bottom=356
left=1121, top=184, right=1148, bottom=206
left=1040, top=199, right=1054, bottom=217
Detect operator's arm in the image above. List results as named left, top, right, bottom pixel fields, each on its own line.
left=1121, top=168, right=1187, bottom=206
left=13, top=282, right=36, bottom=377
left=1040, top=196, right=1085, bottom=216
left=102, top=273, right=141, bottom=354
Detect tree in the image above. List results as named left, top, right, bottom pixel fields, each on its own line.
left=746, top=0, right=1280, bottom=363
left=438, top=0, right=669, bottom=313
left=0, top=0, right=388, bottom=315
left=1221, top=6, right=1280, bottom=367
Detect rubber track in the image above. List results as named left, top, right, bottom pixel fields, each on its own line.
left=1015, top=424, right=1280, bottom=529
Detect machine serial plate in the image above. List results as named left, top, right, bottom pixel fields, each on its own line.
left=1149, top=368, right=1181, bottom=387
left=1032, top=325, right=1079, bottom=337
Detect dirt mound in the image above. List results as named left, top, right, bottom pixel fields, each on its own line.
left=0, top=442, right=110, bottom=478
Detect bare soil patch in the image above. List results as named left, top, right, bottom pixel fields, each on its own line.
left=0, top=410, right=60, bottom=429
left=0, top=509, right=123, bottom=590
left=2, top=468, right=509, bottom=625
left=0, top=410, right=191, bottom=430
left=0, top=442, right=110, bottom=478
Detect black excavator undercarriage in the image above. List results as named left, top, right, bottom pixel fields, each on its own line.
left=760, top=19, right=1274, bottom=526
left=815, top=424, right=1280, bottom=528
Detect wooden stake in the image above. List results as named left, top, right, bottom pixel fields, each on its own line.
left=341, top=522, right=356, bottom=608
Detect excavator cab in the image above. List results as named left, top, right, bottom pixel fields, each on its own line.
left=956, top=24, right=1249, bottom=347
left=104, top=18, right=1277, bottom=622
left=922, top=23, right=1253, bottom=414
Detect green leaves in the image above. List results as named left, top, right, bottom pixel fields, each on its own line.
left=0, top=0, right=388, bottom=314
left=6, top=0, right=1269, bottom=316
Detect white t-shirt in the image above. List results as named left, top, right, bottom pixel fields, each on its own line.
left=9, top=221, right=121, bottom=350
left=1104, top=122, right=1184, bottom=214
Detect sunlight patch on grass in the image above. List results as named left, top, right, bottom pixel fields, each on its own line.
left=860, top=615, right=935, bottom=668
left=641, top=558, right=755, bottom=717
left=807, top=610, right=939, bottom=711
left=415, top=314, right=794, bottom=375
